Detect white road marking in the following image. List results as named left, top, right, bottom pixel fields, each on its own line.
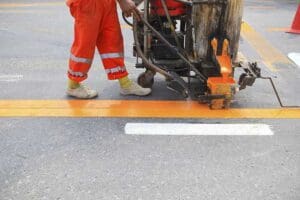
left=0, top=74, right=23, bottom=82
left=288, top=52, right=300, bottom=67
left=125, top=123, right=273, bottom=136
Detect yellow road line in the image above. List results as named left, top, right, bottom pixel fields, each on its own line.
left=241, top=22, right=293, bottom=71
left=0, top=100, right=299, bottom=118
left=0, top=2, right=64, bottom=8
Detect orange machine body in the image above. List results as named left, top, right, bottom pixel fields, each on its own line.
left=208, top=38, right=236, bottom=109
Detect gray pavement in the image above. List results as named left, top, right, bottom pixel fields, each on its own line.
left=0, top=118, right=299, bottom=200
left=1, top=0, right=300, bottom=199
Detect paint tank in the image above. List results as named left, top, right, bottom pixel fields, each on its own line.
left=190, top=0, right=244, bottom=61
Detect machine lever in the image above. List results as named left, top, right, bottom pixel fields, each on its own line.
left=238, top=62, right=300, bottom=108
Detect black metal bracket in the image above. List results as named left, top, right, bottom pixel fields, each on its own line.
left=134, top=11, right=207, bottom=83
left=237, top=62, right=300, bottom=108
left=166, top=71, right=190, bottom=98
left=238, top=62, right=261, bottom=90
left=197, top=94, right=226, bottom=103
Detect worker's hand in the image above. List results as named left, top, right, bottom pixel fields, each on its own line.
left=132, top=7, right=142, bottom=21
left=118, top=0, right=141, bottom=20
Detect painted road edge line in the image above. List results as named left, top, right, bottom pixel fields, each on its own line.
left=241, top=21, right=293, bottom=71
left=125, top=123, right=274, bottom=136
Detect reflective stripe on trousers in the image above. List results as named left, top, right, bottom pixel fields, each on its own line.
left=100, top=52, right=123, bottom=59
left=105, top=66, right=127, bottom=74
left=68, top=69, right=86, bottom=77
left=70, top=53, right=93, bottom=64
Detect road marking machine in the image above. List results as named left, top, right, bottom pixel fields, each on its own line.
left=123, top=0, right=298, bottom=109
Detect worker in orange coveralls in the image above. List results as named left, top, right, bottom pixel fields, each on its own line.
left=66, top=0, right=151, bottom=98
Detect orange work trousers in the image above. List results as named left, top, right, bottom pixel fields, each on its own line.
left=67, top=0, right=128, bottom=82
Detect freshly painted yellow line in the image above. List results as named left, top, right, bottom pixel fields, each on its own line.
left=0, top=2, right=64, bottom=8
left=241, top=22, right=293, bottom=71
left=0, top=100, right=299, bottom=118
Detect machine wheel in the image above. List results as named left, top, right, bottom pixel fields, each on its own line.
left=137, top=70, right=155, bottom=88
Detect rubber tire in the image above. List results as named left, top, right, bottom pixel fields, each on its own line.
left=137, top=70, right=154, bottom=88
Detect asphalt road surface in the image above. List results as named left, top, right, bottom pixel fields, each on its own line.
left=0, top=0, right=300, bottom=199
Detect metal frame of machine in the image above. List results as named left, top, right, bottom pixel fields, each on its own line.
left=123, top=0, right=291, bottom=109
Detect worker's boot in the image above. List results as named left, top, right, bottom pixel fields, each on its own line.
left=67, top=84, right=98, bottom=99
left=119, top=78, right=151, bottom=96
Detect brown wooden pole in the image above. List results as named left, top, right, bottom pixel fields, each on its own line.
left=225, top=0, right=244, bottom=60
